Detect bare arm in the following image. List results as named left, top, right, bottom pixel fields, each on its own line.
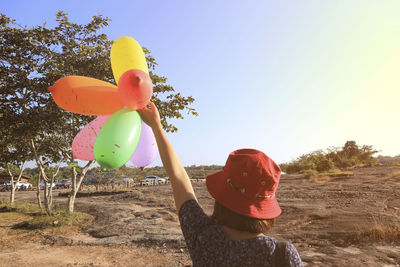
left=138, top=103, right=196, bottom=211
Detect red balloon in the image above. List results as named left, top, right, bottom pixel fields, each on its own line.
left=118, top=69, right=153, bottom=110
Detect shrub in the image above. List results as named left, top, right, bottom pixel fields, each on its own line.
left=280, top=141, right=378, bottom=174
left=389, top=170, right=400, bottom=178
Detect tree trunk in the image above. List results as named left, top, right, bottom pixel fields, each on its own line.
left=36, top=189, right=42, bottom=209
left=67, top=160, right=95, bottom=213
left=7, top=162, right=26, bottom=204
left=49, top=176, right=54, bottom=207
left=30, top=140, right=63, bottom=216
left=43, top=182, right=52, bottom=216
left=36, top=173, right=42, bottom=209
left=68, top=189, right=78, bottom=213
left=10, top=186, right=15, bottom=203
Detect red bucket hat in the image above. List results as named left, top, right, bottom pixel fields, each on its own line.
left=206, top=149, right=282, bottom=219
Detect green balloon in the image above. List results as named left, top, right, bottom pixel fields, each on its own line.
left=94, top=108, right=142, bottom=170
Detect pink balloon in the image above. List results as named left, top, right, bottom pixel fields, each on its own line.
left=72, top=116, right=110, bottom=160
left=130, top=121, right=157, bottom=169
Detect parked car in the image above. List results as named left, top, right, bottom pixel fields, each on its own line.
left=39, top=181, right=56, bottom=189
left=3, top=181, right=25, bottom=189
left=122, top=178, right=134, bottom=183
left=20, top=182, right=32, bottom=190
left=108, top=178, right=125, bottom=184
left=55, top=179, right=72, bottom=188
left=141, top=176, right=165, bottom=183
left=0, top=183, right=6, bottom=191
left=85, top=178, right=98, bottom=185
left=1, top=181, right=31, bottom=190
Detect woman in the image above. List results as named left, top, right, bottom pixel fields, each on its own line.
left=138, top=102, right=303, bottom=267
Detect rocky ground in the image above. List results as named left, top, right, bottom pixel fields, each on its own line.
left=1, top=165, right=400, bottom=266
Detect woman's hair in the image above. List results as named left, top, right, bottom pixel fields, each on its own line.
left=211, top=201, right=276, bottom=234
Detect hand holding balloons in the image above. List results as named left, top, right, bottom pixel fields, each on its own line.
left=137, top=102, right=161, bottom=130
left=49, top=36, right=157, bottom=171
left=48, top=36, right=153, bottom=117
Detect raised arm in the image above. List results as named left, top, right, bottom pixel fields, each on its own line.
left=138, top=102, right=196, bottom=211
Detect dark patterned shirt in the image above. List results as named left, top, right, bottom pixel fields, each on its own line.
left=178, top=199, right=303, bottom=267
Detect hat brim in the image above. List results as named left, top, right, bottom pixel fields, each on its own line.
left=206, top=171, right=281, bottom=219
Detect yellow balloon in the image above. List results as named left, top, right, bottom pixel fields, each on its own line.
left=110, top=36, right=149, bottom=84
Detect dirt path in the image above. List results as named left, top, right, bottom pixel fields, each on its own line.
left=1, top=166, right=400, bottom=266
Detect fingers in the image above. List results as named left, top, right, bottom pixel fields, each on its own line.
left=140, top=102, right=155, bottom=110
left=147, top=102, right=156, bottom=111
left=138, top=102, right=153, bottom=112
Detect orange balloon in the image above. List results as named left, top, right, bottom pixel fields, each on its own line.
left=48, top=76, right=124, bottom=115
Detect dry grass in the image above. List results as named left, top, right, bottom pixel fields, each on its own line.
left=58, top=189, right=131, bottom=198
left=302, top=169, right=354, bottom=183
left=326, top=170, right=354, bottom=177
left=145, top=193, right=175, bottom=208
left=308, top=175, right=331, bottom=183
left=0, top=202, right=41, bottom=247
left=378, top=170, right=400, bottom=182
left=389, top=170, right=400, bottom=178
left=354, top=217, right=400, bottom=243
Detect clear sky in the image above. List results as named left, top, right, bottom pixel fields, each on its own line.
left=2, top=0, right=400, bottom=167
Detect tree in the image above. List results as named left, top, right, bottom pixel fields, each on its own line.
left=0, top=85, right=31, bottom=203
left=0, top=11, right=197, bottom=213
left=4, top=162, right=26, bottom=203
left=0, top=13, right=68, bottom=211
left=342, top=141, right=359, bottom=158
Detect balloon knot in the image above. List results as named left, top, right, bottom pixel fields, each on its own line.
left=132, top=74, right=141, bottom=85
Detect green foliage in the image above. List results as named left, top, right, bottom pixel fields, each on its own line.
left=1, top=11, right=197, bottom=170
left=0, top=11, right=198, bottom=212
left=0, top=201, right=39, bottom=214
left=13, top=210, right=92, bottom=230
left=0, top=201, right=92, bottom=231
left=280, top=141, right=379, bottom=174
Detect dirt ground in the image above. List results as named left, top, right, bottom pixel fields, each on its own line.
left=1, top=165, right=400, bottom=266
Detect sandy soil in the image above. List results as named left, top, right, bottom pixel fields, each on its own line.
left=1, top=165, right=400, bottom=266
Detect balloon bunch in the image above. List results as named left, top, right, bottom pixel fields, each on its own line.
left=48, top=37, right=157, bottom=171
